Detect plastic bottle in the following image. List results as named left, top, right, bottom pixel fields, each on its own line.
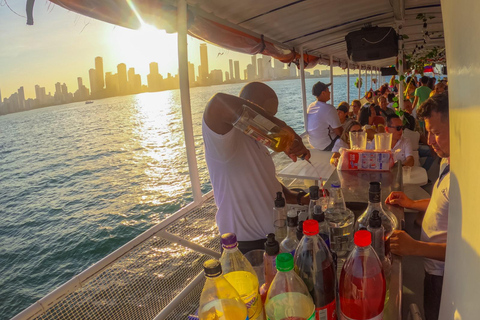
left=312, top=204, right=330, bottom=249
left=308, top=185, right=320, bottom=219
left=297, top=219, right=305, bottom=241
left=199, top=259, right=248, bottom=320
left=367, top=210, right=391, bottom=279
left=294, top=220, right=336, bottom=320
left=324, top=182, right=355, bottom=262
left=219, top=233, right=265, bottom=320
left=265, top=253, right=315, bottom=320
left=280, top=208, right=299, bottom=256
left=260, top=233, right=280, bottom=303
left=273, top=192, right=287, bottom=243
left=233, top=104, right=295, bottom=152
left=339, top=230, right=386, bottom=320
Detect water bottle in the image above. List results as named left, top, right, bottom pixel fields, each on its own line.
left=265, top=253, right=315, bottom=320
left=260, top=233, right=280, bottom=303
left=280, top=208, right=299, bottom=256
left=308, top=185, right=320, bottom=219
left=273, top=192, right=287, bottom=243
left=294, top=220, right=336, bottom=320
left=199, top=259, right=248, bottom=320
left=233, top=104, right=295, bottom=152
left=367, top=210, right=391, bottom=279
left=339, top=230, right=386, bottom=320
left=324, top=182, right=355, bottom=265
left=219, top=233, right=265, bottom=320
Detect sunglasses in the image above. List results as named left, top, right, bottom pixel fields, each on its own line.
left=388, top=125, right=404, bottom=131
left=351, top=129, right=363, bottom=133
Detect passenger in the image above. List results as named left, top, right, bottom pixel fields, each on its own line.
left=350, top=99, right=361, bottom=121
left=329, top=121, right=370, bottom=167
left=358, top=104, right=384, bottom=140
left=412, top=76, right=433, bottom=116
left=306, top=82, right=343, bottom=151
left=385, top=114, right=414, bottom=166
left=202, top=82, right=311, bottom=254
left=379, top=96, right=396, bottom=118
left=430, top=82, right=446, bottom=97
left=386, top=93, right=450, bottom=320
left=386, top=93, right=395, bottom=109
left=337, top=101, right=351, bottom=129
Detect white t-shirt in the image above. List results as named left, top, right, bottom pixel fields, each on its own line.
left=421, top=164, right=450, bottom=276
left=392, top=135, right=413, bottom=162
left=307, top=100, right=342, bottom=150
left=332, top=138, right=375, bottom=153
left=202, top=117, right=282, bottom=241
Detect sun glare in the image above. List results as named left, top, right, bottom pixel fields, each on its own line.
left=110, top=24, right=178, bottom=77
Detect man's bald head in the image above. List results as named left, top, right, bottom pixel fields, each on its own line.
left=239, top=82, right=279, bottom=115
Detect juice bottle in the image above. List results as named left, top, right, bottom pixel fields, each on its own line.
left=220, top=233, right=265, bottom=320
left=339, top=230, right=386, bottom=320
left=199, top=259, right=248, bottom=320
left=265, top=253, right=315, bottom=320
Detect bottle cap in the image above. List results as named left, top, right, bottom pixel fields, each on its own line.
left=309, top=186, right=320, bottom=200
left=331, top=181, right=340, bottom=188
left=221, top=233, right=238, bottom=249
left=287, top=208, right=298, bottom=218
left=312, top=206, right=325, bottom=222
left=265, top=233, right=280, bottom=255
left=354, top=230, right=372, bottom=247
left=287, top=214, right=298, bottom=227
left=203, top=259, right=222, bottom=277
left=368, top=210, right=382, bottom=228
left=276, top=252, right=294, bottom=272
left=369, top=181, right=381, bottom=193
left=274, top=192, right=286, bottom=207
left=303, top=219, right=319, bottom=236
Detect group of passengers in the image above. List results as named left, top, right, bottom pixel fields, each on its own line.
left=202, top=76, right=449, bottom=320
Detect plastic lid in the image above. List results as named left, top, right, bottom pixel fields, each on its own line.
left=303, top=219, right=319, bottom=236
left=312, top=208, right=325, bottom=223
left=287, top=214, right=298, bottom=227
left=368, top=210, right=382, bottom=228
left=369, top=181, right=381, bottom=193
left=287, top=208, right=298, bottom=218
left=276, top=253, right=294, bottom=272
left=309, top=186, right=320, bottom=200
left=203, top=259, right=222, bottom=277
left=265, top=233, right=280, bottom=255
left=331, top=181, right=341, bottom=188
left=274, top=192, right=286, bottom=207
left=221, top=233, right=238, bottom=249
left=354, top=230, right=372, bottom=247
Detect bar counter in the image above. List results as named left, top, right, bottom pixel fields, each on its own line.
left=325, top=162, right=404, bottom=320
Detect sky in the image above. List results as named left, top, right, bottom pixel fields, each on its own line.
left=0, top=1, right=332, bottom=100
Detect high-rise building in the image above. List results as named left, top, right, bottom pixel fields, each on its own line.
left=17, top=87, right=25, bottom=110
left=273, top=59, right=285, bottom=79
left=289, top=64, right=297, bottom=78
left=234, top=60, right=240, bottom=80
left=246, top=64, right=256, bottom=80
left=251, top=55, right=257, bottom=79
left=117, top=63, right=128, bottom=95
left=105, top=72, right=119, bottom=96
left=229, top=60, right=234, bottom=81
left=148, top=62, right=163, bottom=91
left=210, top=69, right=223, bottom=84
left=95, top=57, right=104, bottom=91
left=257, top=57, right=264, bottom=79
left=225, top=71, right=230, bottom=82
left=188, top=62, right=195, bottom=85
left=89, top=68, right=97, bottom=94
left=199, top=43, right=209, bottom=85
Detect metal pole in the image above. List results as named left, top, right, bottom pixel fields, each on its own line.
left=330, top=56, right=334, bottom=105
left=300, top=47, right=308, bottom=132
left=398, top=36, right=404, bottom=110
left=347, top=61, right=350, bottom=103
left=177, top=0, right=202, bottom=203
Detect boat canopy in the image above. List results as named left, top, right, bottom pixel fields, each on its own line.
left=38, top=0, right=444, bottom=70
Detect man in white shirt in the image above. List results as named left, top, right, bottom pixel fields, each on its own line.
left=385, top=93, right=450, bottom=320
left=385, top=114, right=415, bottom=167
left=307, top=82, right=343, bottom=151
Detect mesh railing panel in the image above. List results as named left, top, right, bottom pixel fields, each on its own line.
left=31, top=197, right=219, bottom=320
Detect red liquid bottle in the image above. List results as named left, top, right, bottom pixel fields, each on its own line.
left=339, top=230, right=386, bottom=320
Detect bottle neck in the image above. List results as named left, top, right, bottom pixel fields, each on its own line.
left=367, top=200, right=383, bottom=211
left=286, top=225, right=297, bottom=238
left=369, top=191, right=381, bottom=204
left=329, top=188, right=346, bottom=209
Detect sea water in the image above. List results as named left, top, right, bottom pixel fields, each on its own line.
left=0, top=76, right=363, bottom=319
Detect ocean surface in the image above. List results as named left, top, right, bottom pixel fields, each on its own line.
left=0, top=76, right=365, bottom=319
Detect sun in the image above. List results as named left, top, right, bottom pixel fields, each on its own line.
left=110, top=24, right=179, bottom=77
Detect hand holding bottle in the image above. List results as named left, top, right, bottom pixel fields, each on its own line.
left=389, top=230, right=418, bottom=256
left=284, top=130, right=311, bottom=162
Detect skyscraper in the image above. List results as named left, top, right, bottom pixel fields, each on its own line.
left=117, top=63, right=128, bottom=95
left=251, top=55, right=257, bottom=79
left=89, top=68, right=97, bottom=94
left=95, top=57, right=104, bottom=92
left=188, top=62, right=195, bottom=85
left=17, top=87, right=25, bottom=110
left=199, top=43, right=209, bottom=85
left=257, top=57, right=264, bottom=79
left=148, top=62, right=162, bottom=91
left=229, top=59, right=233, bottom=81
left=234, top=61, right=240, bottom=81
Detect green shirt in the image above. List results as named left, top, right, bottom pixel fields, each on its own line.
left=414, top=86, right=432, bottom=106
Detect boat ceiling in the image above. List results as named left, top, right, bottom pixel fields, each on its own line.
left=47, top=0, right=444, bottom=69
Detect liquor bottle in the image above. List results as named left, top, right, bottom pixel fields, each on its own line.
left=260, top=233, right=280, bottom=303
left=324, top=182, right=355, bottom=261
left=219, top=233, right=265, bottom=320
left=294, top=220, right=336, bottom=320
left=199, top=259, right=248, bottom=320
left=367, top=210, right=391, bottom=278
left=265, top=253, right=315, bottom=320
left=273, top=192, right=287, bottom=243
left=233, top=104, right=294, bottom=152
left=312, top=204, right=330, bottom=249
left=297, top=219, right=305, bottom=241
left=339, top=230, right=386, bottom=320
left=280, top=208, right=299, bottom=256
left=308, top=185, right=320, bottom=219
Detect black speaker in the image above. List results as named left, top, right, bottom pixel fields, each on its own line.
left=345, top=27, right=399, bottom=62
left=380, top=67, right=397, bottom=76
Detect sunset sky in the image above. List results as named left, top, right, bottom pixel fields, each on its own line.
left=0, top=2, right=329, bottom=100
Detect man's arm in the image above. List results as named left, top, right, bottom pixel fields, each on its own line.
left=385, top=191, right=430, bottom=211
left=332, top=126, right=343, bottom=137
left=412, top=95, right=419, bottom=111
left=390, top=230, right=446, bottom=261
left=282, top=184, right=310, bottom=206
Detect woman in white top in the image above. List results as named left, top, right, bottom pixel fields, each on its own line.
left=330, top=120, right=362, bottom=166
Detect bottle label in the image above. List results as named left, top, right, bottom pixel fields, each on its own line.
left=252, top=112, right=277, bottom=131
left=316, top=299, right=336, bottom=320
left=340, top=311, right=383, bottom=320
left=244, top=125, right=274, bottom=147
left=267, top=313, right=314, bottom=320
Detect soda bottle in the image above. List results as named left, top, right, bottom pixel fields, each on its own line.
left=324, top=183, right=355, bottom=262
left=220, top=233, right=265, bottom=320
left=273, top=192, right=287, bottom=243
left=294, top=220, right=336, bottom=320
left=308, top=185, right=321, bottom=219
left=233, top=104, right=295, bottom=152
left=260, top=233, right=280, bottom=303
left=199, top=259, right=248, bottom=320
left=339, top=230, right=386, bottom=320
left=265, top=253, right=315, bottom=320
left=280, top=208, right=299, bottom=255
